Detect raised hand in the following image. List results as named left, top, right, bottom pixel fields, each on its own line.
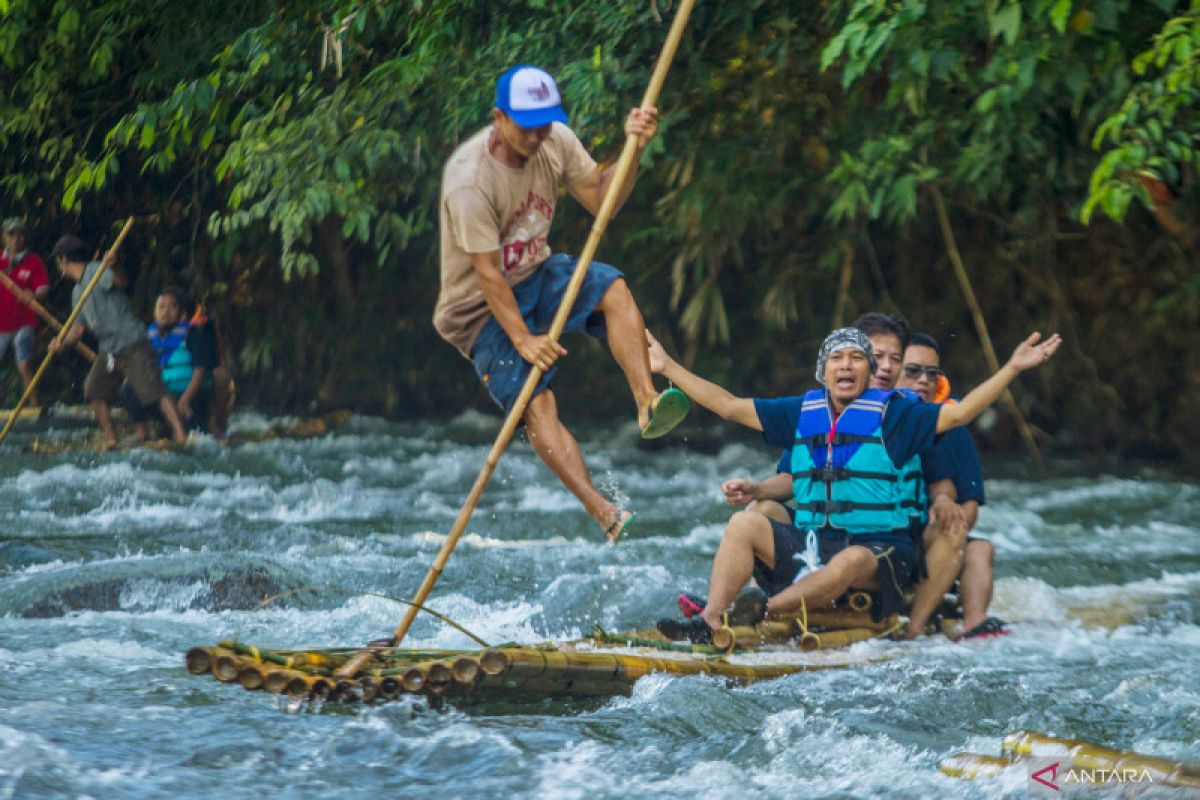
left=645, top=330, right=669, bottom=374
left=1008, top=332, right=1063, bottom=372
left=625, top=106, right=659, bottom=148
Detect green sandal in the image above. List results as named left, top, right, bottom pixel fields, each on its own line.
left=641, top=387, right=690, bottom=439
left=605, top=511, right=637, bottom=544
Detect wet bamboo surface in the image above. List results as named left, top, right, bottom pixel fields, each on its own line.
left=185, top=607, right=901, bottom=706
left=939, top=729, right=1200, bottom=789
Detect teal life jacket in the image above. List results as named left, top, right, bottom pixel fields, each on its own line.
left=790, top=387, right=925, bottom=536
left=148, top=321, right=193, bottom=395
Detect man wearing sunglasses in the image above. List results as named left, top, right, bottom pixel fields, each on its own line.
left=899, top=333, right=1005, bottom=639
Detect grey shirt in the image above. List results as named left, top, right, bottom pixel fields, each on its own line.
left=71, top=261, right=146, bottom=355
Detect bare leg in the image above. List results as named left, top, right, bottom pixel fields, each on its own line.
left=158, top=396, right=188, bottom=442
left=959, top=539, right=996, bottom=631
left=91, top=399, right=118, bottom=447
left=700, top=510, right=776, bottom=630
left=16, top=359, right=38, bottom=406
left=746, top=499, right=792, bottom=524
left=768, top=546, right=879, bottom=615
left=524, top=389, right=619, bottom=533
left=906, top=526, right=967, bottom=638
left=594, top=279, right=657, bottom=425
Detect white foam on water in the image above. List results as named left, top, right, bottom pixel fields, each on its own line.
left=408, top=529, right=582, bottom=549
left=514, top=482, right=580, bottom=512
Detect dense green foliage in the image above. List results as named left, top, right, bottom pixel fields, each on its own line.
left=0, top=0, right=1196, bottom=462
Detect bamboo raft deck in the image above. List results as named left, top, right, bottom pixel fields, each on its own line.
left=185, top=606, right=905, bottom=706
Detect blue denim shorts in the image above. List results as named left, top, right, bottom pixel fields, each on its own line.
left=470, top=254, right=624, bottom=413
left=0, top=326, right=36, bottom=363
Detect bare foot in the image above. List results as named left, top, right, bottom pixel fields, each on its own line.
left=603, top=509, right=636, bottom=544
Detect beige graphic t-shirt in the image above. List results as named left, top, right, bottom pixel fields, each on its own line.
left=435, top=123, right=598, bottom=355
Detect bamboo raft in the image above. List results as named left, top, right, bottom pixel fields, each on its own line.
left=941, top=730, right=1200, bottom=791
left=185, top=603, right=904, bottom=706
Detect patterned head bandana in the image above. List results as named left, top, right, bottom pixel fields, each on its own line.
left=815, top=327, right=877, bottom=385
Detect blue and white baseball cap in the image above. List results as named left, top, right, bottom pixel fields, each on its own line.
left=495, top=65, right=569, bottom=128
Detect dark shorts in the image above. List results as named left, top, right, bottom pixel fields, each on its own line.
left=470, top=254, right=623, bottom=413
left=754, top=519, right=917, bottom=621
left=84, top=340, right=166, bottom=406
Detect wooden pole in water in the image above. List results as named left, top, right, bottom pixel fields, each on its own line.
left=0, top=269, right=96, bottom=362
left=346, top=0, right=699, bottom=668
left=929, top=187, right=1044, bottom=465
left=0, top=218, right=135, bottom=445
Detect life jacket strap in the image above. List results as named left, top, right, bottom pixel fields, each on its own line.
left=804, top=467, right=898, bottom=483
left=796, top=500, right=898, bottom=514
left=795, top=432, right=883, bottom=448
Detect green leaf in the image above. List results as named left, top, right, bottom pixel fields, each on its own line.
left=990, top=4, right=1022, bottom=46
left=1050, top=0, right=1072, bottom=35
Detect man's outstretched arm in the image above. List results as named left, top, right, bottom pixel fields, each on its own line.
left=647, top=331, right=761, bottom=430
left=936, top=332, right=1061, bottom=434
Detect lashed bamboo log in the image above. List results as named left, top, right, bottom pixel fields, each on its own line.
left=451, top=657, right=480, bottom=685
left=185, top=646, right=221, bottom=675
left=400, top=667, right=425, bottom=693
left=286, top=674, right=333, bottom=699
left=938, top=753, right=1011, bottom=780
left=237, top=662, right=271, bottom=691
left=796, top=627, right=879, bottom=652
left=358, top=676, right=380, bottom=703
left=378, top=676, right=403, bottom=700
left=213, top=652, right=246, bottom=682
left=846, top=592, right=873, bottom=613
left=1001, top=731, right=1200, bottom=789
left=263, top=668, right=309, bottom=695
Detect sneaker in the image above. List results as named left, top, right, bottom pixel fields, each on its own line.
left=726, top=586, right=768, bottom=627
left=677, top=593, right=706, bottom=618
left=959, top=616, right=1009, bottom=640
left=656, top=616, right=713, bottom=644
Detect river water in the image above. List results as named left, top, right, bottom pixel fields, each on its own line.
left=1, top=412, right=1198, bottom=799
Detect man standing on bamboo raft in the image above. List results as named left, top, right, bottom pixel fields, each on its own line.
left=647, top=326, right=1060, bottom=643
left=434, top=65, right=689, bottom=541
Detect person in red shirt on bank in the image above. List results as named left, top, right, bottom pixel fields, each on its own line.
left=0, top=218, right=50, bottom=406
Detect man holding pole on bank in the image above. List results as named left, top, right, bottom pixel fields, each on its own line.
left=434, top=65, right=689, bottom=541
left=0, top=218, right=50, bottom=405
left=49, top=235, right=186, bottom=447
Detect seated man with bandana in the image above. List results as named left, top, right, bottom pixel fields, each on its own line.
left=648, top=326, right=1060, bottom=642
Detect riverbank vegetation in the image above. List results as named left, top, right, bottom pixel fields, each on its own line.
left=1, top=0, right=1196, bottom=462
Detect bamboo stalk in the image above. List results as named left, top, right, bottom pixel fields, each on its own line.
left=846, top=592, right=873, bottom=613
left=286, top=674, right=333, bottom=699
left=213, top=652, right=245, bottom=682
left=185, top=646, right=220, bottom=675
left=357, top=0, right=700, bottom=668
left=0, top=268, right=96, bottom=361
left=451, top=657, right=480, bottom=685
left=1000, top=731, right=1200, bottom=787
left=797, top=627, right=879, bottom=652
left=237, top=662, right=271, bottom=691
left=938, top=753, right=1011, bottom=780
left=400, top=667, right=425, bottom=693
left=0, top=218, right=136, bottom=445
left=263, top=668, right=309, bottom=694
left=831, top=242, right=854, bottom=329
left=358, top=676, right=381, bottom=703
left=929, top=187, right=1044, bottom=465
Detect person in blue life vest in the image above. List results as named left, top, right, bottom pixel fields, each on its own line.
left=711, top=313, right=971, bottom=638
left=898, top=333, right=1006, bottom=640
left=647, top=325, right=1060, bottom=642
left=126, top=287, right=218, bottom=440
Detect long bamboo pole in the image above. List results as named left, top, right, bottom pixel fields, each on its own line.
left=332, top=0, right=698, bottom=675
left=0, top=268, right=96, bottom=361
left=0, top=218, right=136, bottom=445
left=930, top=187, right=1044, bottom=465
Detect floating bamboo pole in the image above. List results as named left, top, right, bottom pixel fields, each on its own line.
left=263, top=668, right=309, bottom=695
left=1001, top=730, right=1200, bottom=788
left=213, top=652, right=246, bottom=682
left=938, top=753, right=1010, bottom=780
left=237, top=662, right=271, bottom=691
left=796, top=627, right=880, bottom=652
left=185, top=646, right=221, bottom=675
left=846, top=592, right=873, bottom=613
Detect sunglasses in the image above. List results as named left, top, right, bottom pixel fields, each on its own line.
left=902, top=363, right=945, bottom=380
